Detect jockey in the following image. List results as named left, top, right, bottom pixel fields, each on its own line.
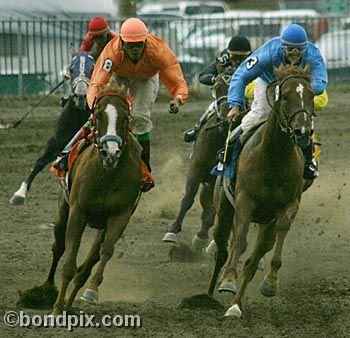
left=79, top=16, right=118, bottom=61
left=86, top=17, right=188, bottom=192
left=184, top=35, right=252, bottom=143
left=226, top=23, right=328, bottom=180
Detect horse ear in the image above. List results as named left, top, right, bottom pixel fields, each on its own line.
left=273, top=65, right=283, bottom=79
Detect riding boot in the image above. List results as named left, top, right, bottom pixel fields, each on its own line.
left=138, top=139, right=155, bottom=192
left=302, top=140, right=319, bottom=179
left=184, top=102, right=215, bottom=142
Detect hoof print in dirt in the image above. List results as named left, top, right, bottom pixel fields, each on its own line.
left=169, top=244, right=198, bottom=262
left=17, top=284, right=58, bottom=309
left=178, top=293, right=224, bottom=310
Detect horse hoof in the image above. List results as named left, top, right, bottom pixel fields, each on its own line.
left=162, top=232, right=178, bottom=244
left=9, top=182, right=28, bottom=205
left=224, top=304, right=242, bottom=318
left=9, top=194, right=25, bottom=205
left=80, top=288, right=98, bottom=303
left=205, top=240, right=217, bottom=257
left=191, top=234, right=209, bottom=251
left=218, top=281, right=237, bottom=294
left=259, top=280, right=277, bottom=297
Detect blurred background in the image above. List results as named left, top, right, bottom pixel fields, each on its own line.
left=0, top=0, right=349, bottom=96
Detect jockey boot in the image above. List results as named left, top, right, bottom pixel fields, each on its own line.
left=302, top=140, right=319, bottom=179
left=139, top=139, right=155, bottom=192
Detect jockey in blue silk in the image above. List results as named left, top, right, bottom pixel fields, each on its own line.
left=227, top=23, right=328, bottom=180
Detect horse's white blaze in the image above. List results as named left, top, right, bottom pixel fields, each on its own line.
left=105, top=104, right=119, bottom=154
left=296, top=83, right=304, bottom=108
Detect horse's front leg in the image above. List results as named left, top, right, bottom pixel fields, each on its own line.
left=65, top=230, right=105, bottom=307
left=260, top=199, right=300, bottom=297
left=51, top=203, right=87, bottom=316
left=83, top=210, right=133, bottom=303
left=223, top=192, right=254, bottom=318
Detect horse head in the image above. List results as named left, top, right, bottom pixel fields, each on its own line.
left=92, top=81, right=131, bottom=169
left=270, top=64, right=315, bottom=149
left=211, top=66, right=235, bottom=119
left=69, top=51, right=95, bottom=110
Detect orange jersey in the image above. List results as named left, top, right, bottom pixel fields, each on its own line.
left=87, top=35, right=188, bottom=108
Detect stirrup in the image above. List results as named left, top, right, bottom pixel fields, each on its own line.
left=184, top=128, right=197, bottom=143
left=52, top=154, right=68, bottom=172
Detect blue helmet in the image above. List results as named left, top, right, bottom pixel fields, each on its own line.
left=281, top=23, right=308, bottom=48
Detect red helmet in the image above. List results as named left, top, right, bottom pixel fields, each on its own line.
left=120, top=18, right=148, bottom=42
left=88, top=16, right=109, bottom=36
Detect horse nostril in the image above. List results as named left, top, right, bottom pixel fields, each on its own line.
left=294, top=129, right=303, bottom=137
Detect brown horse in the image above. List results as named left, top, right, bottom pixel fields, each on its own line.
left=163, top=66, right=244, bottom=248
left=208, top=64, right=315, bottom=317
left=43, top=81, right=142, bottom=315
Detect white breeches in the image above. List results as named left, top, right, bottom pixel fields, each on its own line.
left=240, top=77, right=270, bottom=131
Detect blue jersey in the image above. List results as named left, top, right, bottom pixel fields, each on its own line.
left=227, top=37, right=328, bottom=108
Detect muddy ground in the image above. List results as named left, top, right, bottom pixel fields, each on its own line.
left=0, top=87, right=349, bottom=337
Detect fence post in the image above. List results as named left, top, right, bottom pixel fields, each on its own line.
left=17, top=21, right=23, bottom=98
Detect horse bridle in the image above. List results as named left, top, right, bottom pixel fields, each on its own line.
left=268, top=75, right=315, bottom=140
left=92, top=92, right=131, bottom=152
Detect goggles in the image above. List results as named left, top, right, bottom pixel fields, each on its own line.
left=123, top=41, right=145, bottom=49
left=228, top=51, right=250, bottom=63
left=283, top=46, right=306, bottom=55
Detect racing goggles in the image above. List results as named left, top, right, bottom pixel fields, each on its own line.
left=283, top=46, right=306, bottom=56
left=228, top=51, right=250, bottom=63
left=122, top=41, right=145, bottom=49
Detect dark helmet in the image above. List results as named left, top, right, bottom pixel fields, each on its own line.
left=227, top=36, right=251, bottom=55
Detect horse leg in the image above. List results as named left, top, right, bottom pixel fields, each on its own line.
left=207, top=187, right=234, bottom=297
left=51, top=204, right=87, bottom=315
left=221, top=193, right=254, bottom=317
left=224, top=221, right=277, bottom=318
left=84, top=211, right=132, bottom=302
left=163, top=171, right=201, bottom=243
left=44, top=198, right=69, bottom=287
left=260, top=200, right=299, bottom=297
left=9, top=137, right=59, bottom=205
left=192, top=181, right=215, bottom=250
left=65, top=230, right=105, bottom=307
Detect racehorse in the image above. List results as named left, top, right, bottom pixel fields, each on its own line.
left=162, top=66, right=244, bottom=249
left=208, top=64, right=315, bottom=318
left=9, top=51, right=95, bottom=205
left=44, top=81, right=142, bottom=315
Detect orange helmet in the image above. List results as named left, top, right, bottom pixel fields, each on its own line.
left=88, top=16, right=109, bottom=36
left=120, top=18, right=148, bottom=42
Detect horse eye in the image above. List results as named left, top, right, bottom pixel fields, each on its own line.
left=281, top=94, right=288, bottom=101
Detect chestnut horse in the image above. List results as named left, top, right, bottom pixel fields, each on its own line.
left=208, top=64, right=316, bottom=317
left=163, top=66, right=245, bottom=248
left=46, top=82, right=142, bottom=315
left=9, top=51, right=95, bottom=205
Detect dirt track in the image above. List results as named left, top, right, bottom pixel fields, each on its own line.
left=0, top=88, right=349, bottom=337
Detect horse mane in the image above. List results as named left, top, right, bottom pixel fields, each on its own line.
left=99, top=75, right=128, bottom=98
left=274, top=64, right=311, bottom=83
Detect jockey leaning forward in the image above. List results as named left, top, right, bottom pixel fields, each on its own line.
left=226, top=23, right=328, bottom=180
left=184, top=35, right=252, bottom=143
left=53, top=17, right=188, bottom=193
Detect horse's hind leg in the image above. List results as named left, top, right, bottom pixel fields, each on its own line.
left=260, top=200, right=299, bottom=297
left=85, top=212, right=132, bottom=302
left=44, top=198, right=69, bottom=287
left=208, top=188, right=233, bottom=297
left=26, top=137, right=59, bottom=190
left=65, top=230, right=105, bottom=307
left=163, top=171, right=201, bottom=242
left=192, top=182, right=215, bottom=250
left=9, top=137, right=59, bottom=205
